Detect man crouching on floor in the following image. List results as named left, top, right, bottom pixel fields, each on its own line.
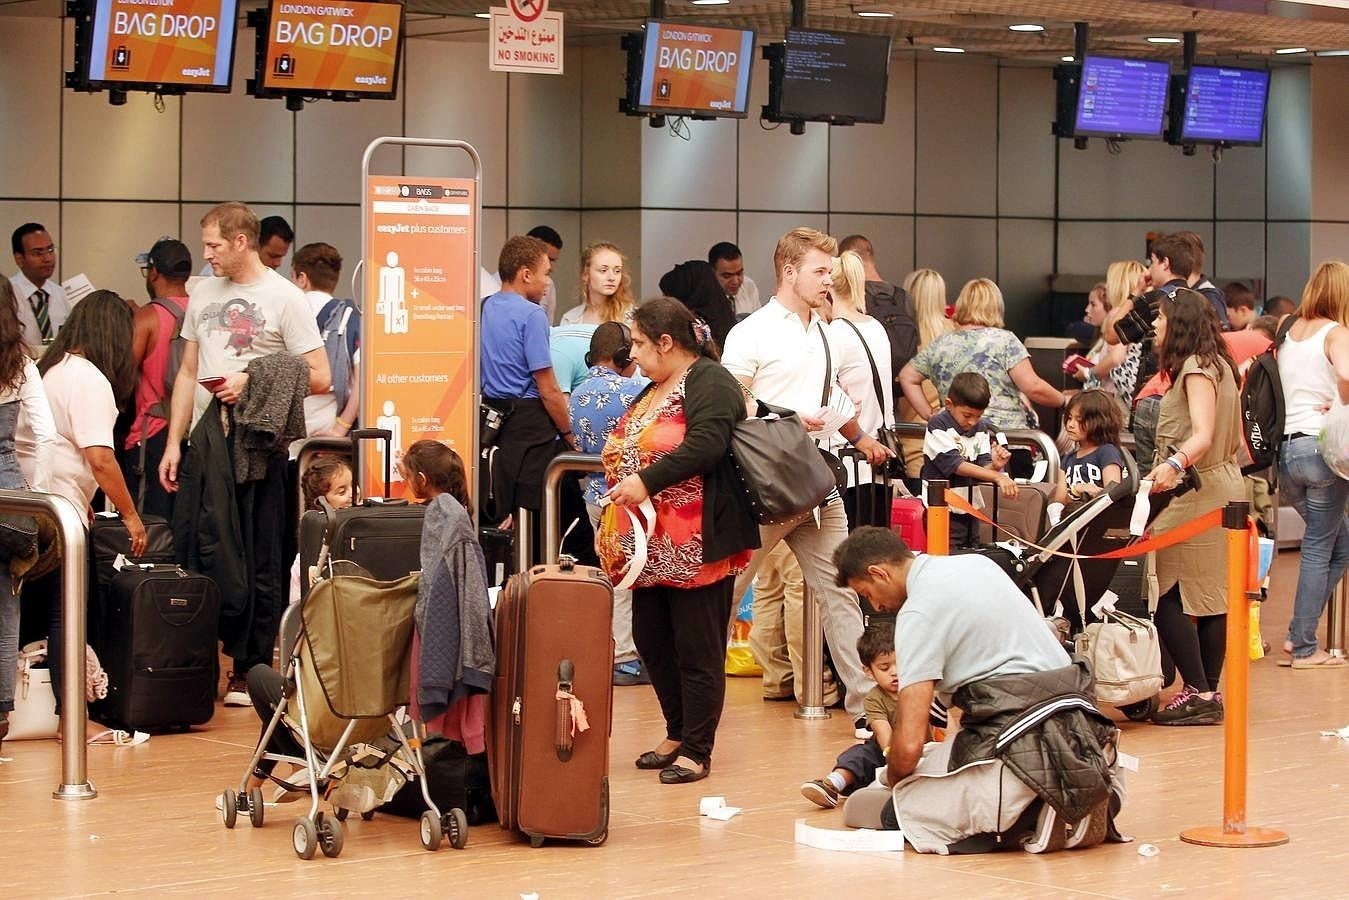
left=833, top=527, right=1125, bottom=854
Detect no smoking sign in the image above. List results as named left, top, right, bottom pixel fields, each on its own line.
left=508, top=0, right=546, bottom=23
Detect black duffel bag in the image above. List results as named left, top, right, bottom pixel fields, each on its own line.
left=380, top=736, right=496, bottom=825
left=730, top=400, right=838, bottom=526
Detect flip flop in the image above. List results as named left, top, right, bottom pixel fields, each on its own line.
left=87, top=729, right=150, bottom=747
left=1291, top=655, right=1347, bottom=669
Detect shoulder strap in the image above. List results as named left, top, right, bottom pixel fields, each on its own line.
left=1273, top=313, right=1297, bottom=350
left=817, top=322, right=831, bottom=407
left=149, top=296, right=186, bottom=328
left=840, top=318, right=886, bottom=414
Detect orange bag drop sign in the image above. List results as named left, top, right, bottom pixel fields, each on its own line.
left=94, top=0, right=237, bottom=87
left=262, top=0, right=402, bottom=94
left=361, top=176, right=477, bottom=500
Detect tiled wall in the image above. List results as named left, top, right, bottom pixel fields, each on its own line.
left=0, top=16, right=1315, bottom=329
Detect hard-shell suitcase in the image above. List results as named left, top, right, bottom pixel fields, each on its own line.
left=488, top=559, right=613, bottom=847
left=298, top=429, right=424, bottom=589
left=890, top=496, right=926, bottom=552
left=92, top=563, right=220, bottom=731
left=88, top=512, right=176, bottom=652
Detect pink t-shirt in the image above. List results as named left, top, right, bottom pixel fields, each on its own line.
left=126, top=296, right=186, bottom=448
left=42, top=353, right=116, bottom=515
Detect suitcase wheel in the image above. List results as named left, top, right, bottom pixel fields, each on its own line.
left=293, top=817, right=319, bottom=860
left=529, top=834, right=545, bottom=849
left=585, top=831, right=608, bottom=847
left=420, top=809, right=443, bottom=851
left=1119, top=695, right=1159, bottom=722
left=218, top=789, right=237, bottom=829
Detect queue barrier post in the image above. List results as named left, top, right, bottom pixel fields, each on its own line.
left=795, top=583, right=830, bottom=721
left=0, top=489, right=97, bottom=800
left=542, top=453, right=605, bottom=566
left=1327, top=574, right=1347, bottom=659
left=1180, top=500, right=1288, bottom=849
left=926, top=480, right=949, bottom=556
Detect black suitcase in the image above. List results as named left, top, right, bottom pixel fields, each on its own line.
left=298, top=429, right=424, bottom=589
left=92, top=564, right=220, bottom=731
left=88, top=512, right=175, bottom=652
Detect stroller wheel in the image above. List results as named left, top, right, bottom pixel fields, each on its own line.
left=247, top=788, right=265, bottom=827
left=419, top=809, right=443, bottom=851
left=293, top=818, right=319, bottom=860
left=219, top=790, right=237, bottom=829
left=361, top=810, right=375, bottom=821
left=334, top=807, right=349, bottom=822
left=446, top=808, right=469, bottom=850
left=319, top=814, right=345, bottom=858
left=1120, top=695, right=1160, bottom=722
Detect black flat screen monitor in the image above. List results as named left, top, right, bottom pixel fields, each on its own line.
left=1073, top=54, right=1170, bottom=139
left=1178, top=65, right=1270, bottom=145
left=633, top=19, right=756, bottom=118
left=256, top=0, right=404, bottom=100
left=73, top=0, right=239, bottom=93
left=772, top=28, right=890, bottom=124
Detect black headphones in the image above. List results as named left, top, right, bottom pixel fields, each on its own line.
left=585, top=322, right=633, bottom=371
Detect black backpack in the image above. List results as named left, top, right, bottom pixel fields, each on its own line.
left=863, top=281, right=918, bottom=387
left=1239, top=315, right=1296, bottom=475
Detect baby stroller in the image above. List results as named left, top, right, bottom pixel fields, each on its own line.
left=961, top=450, right=1176, bottom=721
left=216, top=558, right=470, bottom=858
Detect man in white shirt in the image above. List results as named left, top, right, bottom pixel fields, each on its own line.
left=527, top=225, right=563, bottom=325
left=709, top=241, right=760, bottom=319
left=721, top=227, right=892, bottom=722
left=292, top=241, right=359, bottom=439
left=158, top=201, right=330, bottom=708
left=10, top=223, right=70, bottom=354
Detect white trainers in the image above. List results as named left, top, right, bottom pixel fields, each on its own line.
left=853, top=716, right=873, bottom=741
left=1022, top=803, right=1068, bottom=854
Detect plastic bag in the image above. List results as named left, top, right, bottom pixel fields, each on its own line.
left=725, top=583, right=762, bottom=677
left=1322, top=403, right=1349, bottom=480
left=1249, top=604, right=1265, bottom=661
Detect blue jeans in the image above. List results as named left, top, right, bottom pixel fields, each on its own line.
left=0, top=569, right=15, bottom=712
left=1279, top=436, right=1349, bottom=659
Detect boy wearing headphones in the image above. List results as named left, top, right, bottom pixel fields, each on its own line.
left=569, top=323, right=649, bottom=684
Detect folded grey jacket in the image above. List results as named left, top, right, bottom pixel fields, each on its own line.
left=416, top=493, right=495, bottom=720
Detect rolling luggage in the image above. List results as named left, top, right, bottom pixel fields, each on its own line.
left=92, top=563, right=220, bottom=731
left=890, top=495, right=926, bottom=552
left=488, top=559, right=613, bottom=847
left=88, top=512, right=176, bottom=652
left=298, top=429, right=424, bottom=589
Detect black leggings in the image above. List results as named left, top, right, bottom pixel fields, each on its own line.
left=631, top=577, right=735, bottom=768
left=1154, top=585, right=1226, bottom=693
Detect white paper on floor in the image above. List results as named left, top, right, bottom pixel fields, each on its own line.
left=1319, top=725, right=1349, bottom=739
left=793, top=819, right=905, bottom=853
left=699, top=796, right=741, bottom=820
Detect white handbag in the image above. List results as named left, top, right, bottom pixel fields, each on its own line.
left=1078, top=609, right=1164, bottom=706
left=10, top=641, right=59, bottom=741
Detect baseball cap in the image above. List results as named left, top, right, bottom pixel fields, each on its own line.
left=136, top=238, right=193, bottom=278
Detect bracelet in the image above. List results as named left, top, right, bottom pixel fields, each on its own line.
left=1175, top=448, right=1191, bottom=468
left=1164, top=457, right=1184, bottom=474
left=334, top=417, right=352, bottom=429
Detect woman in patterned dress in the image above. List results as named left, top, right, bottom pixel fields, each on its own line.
left=598, top=298, right=759, bottom=785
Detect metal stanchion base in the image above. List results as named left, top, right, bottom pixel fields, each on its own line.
left=794, top=705, right=831, bottom=720
left=53, top=782, right=98, bottom=801
left=1331, top=649, right=1346, bottom=659
left=1180, top=825, right=1289, bottom=848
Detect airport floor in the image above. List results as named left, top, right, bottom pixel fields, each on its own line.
left=4, top=549, right=1348, bottom=899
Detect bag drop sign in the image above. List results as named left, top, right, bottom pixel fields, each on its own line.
left=263, top=0, right=403, bottom=92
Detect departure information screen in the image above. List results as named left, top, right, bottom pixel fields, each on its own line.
left=1074, top=55, right=1170, bottom=139
left=1180, top=65, right=1270, bottom=144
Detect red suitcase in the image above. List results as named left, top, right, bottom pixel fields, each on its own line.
left=487, top=559, right=613, bottom=847
left=890, top=495, right=927, bottom=552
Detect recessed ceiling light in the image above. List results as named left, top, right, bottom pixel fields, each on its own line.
left=1009, top=23, right=1045, bottom=33
left=475, top=11, right=490, bottom=17
left=1147, top=36, right=1182, bottom=44
left=690, top=0, right=730, bottom=5
left=1276, top=46, right=1309, bottom=54
left=856, top=10, right=895, bottom=17
left=933, top=46, right=965, bottom=53
left=1061, top=55, right=1075, bottom=62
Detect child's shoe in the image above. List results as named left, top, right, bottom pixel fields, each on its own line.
left=800, top=778, right=840, bottom=809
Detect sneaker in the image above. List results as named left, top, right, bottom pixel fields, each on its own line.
left=1022, top=802, right=1068, bottom=853
left=1152, top=686, right=1223, bottom=726
left=800, top=778, right=840, bottom=809
left=223, top=672, right=250, bottom=708
left=1065, top=799, right=1109, bottom=850
left=612, top=660, right=651, bottom=686
left=854, top=716, right=872, bottom=741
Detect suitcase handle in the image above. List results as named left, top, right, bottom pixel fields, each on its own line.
left=556, top=659, right=576, bottom=762
left=350, top=428, right=394, bottom=500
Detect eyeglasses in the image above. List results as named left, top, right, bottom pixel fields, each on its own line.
left=25, top=245, right=56, bottom=258
left=139, top=266, right=150, bottom=277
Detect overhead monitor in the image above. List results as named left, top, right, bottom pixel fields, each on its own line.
left=1073, top=54, right=1170, bottom=140
left=1177, top=64, right=1270, bottom=146
left=71, top=0, right=239, bottom=94
left=255, top=0, right=404, bottom=100
left=632, top=19, right=756, bottom=118
left=768, top=28, right=890, bottom=125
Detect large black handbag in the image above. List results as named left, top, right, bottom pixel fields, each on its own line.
left=731, top=400, right=838, bottom=525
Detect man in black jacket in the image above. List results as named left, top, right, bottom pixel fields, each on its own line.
left=833, top=527, right=1122, bottom=855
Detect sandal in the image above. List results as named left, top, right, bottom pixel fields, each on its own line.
left=635, top=746, right=682, bottom=770
left=87, top=729, right=150, bottom=747
left=1291, top=653, right=1346, bottom=669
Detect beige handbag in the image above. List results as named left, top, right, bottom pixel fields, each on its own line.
left=1078, top=609, right=1164, bottom=706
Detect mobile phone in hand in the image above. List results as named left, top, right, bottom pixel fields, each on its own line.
left=198, top=376, right=226, bottom=391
